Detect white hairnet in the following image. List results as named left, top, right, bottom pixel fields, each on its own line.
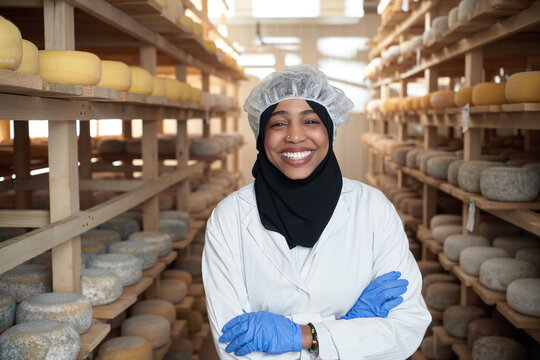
left=243, top=65, right=354, bottom=139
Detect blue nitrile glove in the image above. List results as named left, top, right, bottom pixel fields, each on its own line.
left=219, top=311, right=302, bottom=356
left=341, top=271, right=409, bottom=319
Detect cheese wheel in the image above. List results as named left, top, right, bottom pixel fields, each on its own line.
left=422, top=273, right=458, bottom=295
left=128, top=231, right=172, bottom=257
left=472, top=82, right=507, bottom=106
left=448, top=7, right=459, bottom=28
left=127, top=67, right=153, bottom=94
left=179, top=82, right=192, bottom=102
left=479, top=258, right=538, bottom=292
left=0, top=264, right=52, bottom=303
left=493, top=236, right=539, bottom=257
left=432, top=224, right=462, bottom=244
left=426, top=156, right=459, bottom=180
left=455, top=87, right=473, bottom=107
left=480, top=167, right=540, bottom=202
left=187, top=193, right=207, bottom=212
left=131, top=299, right=176, bottom=327
left=478, top=220, right=520, bottom=242
left=16, top=292, right=92, bottom=334
left=421, top=336, right=454, bottom=360
left=97, top=61, right=131, bottom=91
left=507, top=278, right=540, bottom=317
left=0, top=320, right=80, bottom=360
left=447, top=159, right=465, bottom=186
left=0, top=290, right=15, bottom=333
left=192, top=296, right=207, bottom=316
left=430, top=90, right=456, bottom=109
left=467, top=318, right=513, bottom=347
left=432, top=16, right=449, bottom=37
left=15, top=40, right=38, bottom=75
left=173, top=255, right=202, bottom=277
left=162, top=269, right=192, bottom=286
left=459, top=246, right=510, bottom=276
left=121, top=315, right=170, bottom=349
left=418, top=151, right=448, bottom=173
left=192, top=22, right=203, bottom=38
left=151, top=77, right=166, bottom=97
left=418, top=260, right=444, bottom=278
left=458, top=0, right=477, bottom=22
left=405, top=148, right=423, bottom=168
left=203, top=39, right=217, bottom=54
left=430, top=214, right=462, bottom=230
left=183, top=310, right=203, bottom=334
left=82, top=268, right=123, bottom=306
left=39, top=50, right=101, bottom=85
left=158, top=219, right=188, bottom=242
left=108, top=240, right=159, bottom=270
left=406, top=198, right=423, bottom=218
left=425, top=282, right=460, bottom=311
left=505, top=71, right=540, bottom=103
left=82, top=229, right=121, bottom=251
left=177, top=15, right=193, bottom=32
left=444, top=234, right=489, bottom=261
left=420, top=94, right=432, bottom=110
left=86, top=254, right=142, bottom=286
left=458, top=161, right=503, bottom=193
left=515, top=248, right=540, bottom=272
left=472, top=336, right=526, bottom=360
left=159, top=192, right=175, bottom=210
left=160, top=279, right=187, bottom=304
left=443, top=305, right=487, bottom=339
left=125, top=138, right=141, bottom=155
left=97, top=138, right=125, bottom=155
left=97, top=336, right=152, bottom=360
left=165, top=338, right=192, bottom=359
left=159, top=211, right=190, bottom=226
left=164, top=78, right=182, bottom=100
left=191, top=87, right=202, bottom=103
left=81, top=239, right=106, bottom=256
left=99, top=217, right=140, bottom=239
left=0, top=16, right=22, bottom=70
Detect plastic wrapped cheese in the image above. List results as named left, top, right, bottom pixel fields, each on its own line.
left=505, top=71, right=540, bottom=103
left=472, top=82, right=507, bottom=106
left=0, top=16, right=22, bottom=70
left=15, top=40, right=38, bottom=75
left=39, top=50, right=101, bottom=85
left=127, top=66, right=153, bottom=95
left=97, top=61, right=131, bottom=91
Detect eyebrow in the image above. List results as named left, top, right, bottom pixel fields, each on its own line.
left=270, top=109, right=316, bottom=117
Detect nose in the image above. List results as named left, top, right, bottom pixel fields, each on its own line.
left=286, top=123, right=306, bottom=143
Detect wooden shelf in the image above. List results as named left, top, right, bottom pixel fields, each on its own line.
left=172, top=319, right=188, bottom=339
left=433, top=326, right=466, bottom=345
left=496, top=302, right=540, bottom=330
left=425, top=239, right=443, bottom=255
left=438, top=253, right=458, bottom=271
left=428, top=306, right=443, bottom=321
left=78, top=323, right=111, bottom=359
left=175, top=295, right=195, bottom=316
left=416, top=225, right=433, bottom=243
left=411, top=350, right=428, bottom=360
left=158, top=250, right=178, bottom=265
left=188, top=283, right=204, bottom=297
left=189, top=323, right=210, bottom=354
left=472, top=281, right=506, bottom=305
left=142, top=261, right=167, bottom=279
left=93, top=293, right=137, bottom=320
left=153, top=339, right=172, bottom=360
left=453, top=266, right=478, bottom=287
left=452, top=343, right=473, bottom=360
left=191, top=205, right=215, bottom=220
left=123, top=276, right=153, bottom=296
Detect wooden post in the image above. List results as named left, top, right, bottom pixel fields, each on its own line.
left=397, top=80, right=408, bottom=188
left=13, top=121, right=32, bottom=209
left=79, top=121, right=92, bottom=210
left=422, top=67, right=438, bottom=228
left=123, top=120, right=133, bottom=179
left=142, top=120, right=159, bottom=231
left=232, top=81, right=240, bottom=176
left=202, top=73, right=211, bottom=138
left=0, top=120, right=10, bottom=141
left=175, top=65, right=189, bottom=211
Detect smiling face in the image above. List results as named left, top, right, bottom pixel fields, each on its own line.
left=263, top=99, right=330, bottom=180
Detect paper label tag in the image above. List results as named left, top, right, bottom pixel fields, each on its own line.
left=462, top=104, right=470, bottom=133
left=416, top=49, right=421, bottom=66
left=402, top=0, right=410, bottom=11
left=466, top=199, right=476, bottom=232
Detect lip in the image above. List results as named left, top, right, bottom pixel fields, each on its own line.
left=279, top=149, right=315, bottom=166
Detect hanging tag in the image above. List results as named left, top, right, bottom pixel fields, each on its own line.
left=402, top=0, right=410, bottom=12
left=461, top=104, right=470, bottom=133
left=466, top=199, right=476, bottom=232
left=416, top=49, right=421, bottom=66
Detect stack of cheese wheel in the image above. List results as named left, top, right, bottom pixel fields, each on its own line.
left=82, top=229, right=121, bottom=251
left=505, top=71, right=540, bottom=103
left=0, top=16, right=23, bottom=70
left=0, top=290, right=15, bottom=333
left=82, top=268, right=122, bottom=305
left=127, top=67, right=153, bottom=94
left=0, top=264, right=52, bottom=303
left=86, top=253, right=142, bottom=286
left=472, top=82, right=507, bottom=106
left=99, top=217, right=140, bottom=239
left=97, top=61, right=131, bottom=91
left=121, top=315, right=170, bottom=350
left=39, top=50, right=101, bottom=85
left=128, top=231, right=172, bottom=257
left=16, top=40, right=39, bottom=75
left=109, top=240, right=159, bottom=270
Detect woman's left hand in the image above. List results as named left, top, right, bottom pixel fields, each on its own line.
left=219, top=311, right=303, bottom=356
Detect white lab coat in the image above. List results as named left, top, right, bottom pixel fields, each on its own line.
left=202, top=178, right=430, bottom=360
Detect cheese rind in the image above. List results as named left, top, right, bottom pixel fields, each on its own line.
left=131, top=299, right=176, bottom=326
left=15, top=40, right=38, bottom=75
left=430, top=90, right=455, bottom=109
left=459, top=246, right=510, bottom=276
left=82, top=268, right=123, bottom=306
left=108, top=240, right=159, bottom=270
left=97, top=61, right=131, bottom=91
left=0, top=264, right=52, bottom=303
left=151, top=77, right=166, bottom=97
left=479, top=258, right=539, bottom=292
left=164, top=79, right=183, bottom=100
left=160, top=278, right=187, bottom=304
left=86, top=254, right=142, bottom=286
left=472, top=82, right=507, bottom=106
left=505, top=71, right=540, bottom=103
left=97, top=336, right=153, bottom=360
left=0, top=16, right=22, bottom=70
left=158, top=219, right=188, bottom=242
left=455, top=87, right=473, bottom=107
left=0, top=290, right=15, bottom=333
left=121, top=315, right=170, bottom=349
left=127, top=231, right=172, bottom=257
left=39, top=50, right=101, bottom=85
left=127, top=67, right=153, bottom=95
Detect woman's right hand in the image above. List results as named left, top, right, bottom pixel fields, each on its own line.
left=341, top=271, right=408, bottom=319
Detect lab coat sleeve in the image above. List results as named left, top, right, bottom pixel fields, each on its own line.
left=318, top=192, right=431, bottom=360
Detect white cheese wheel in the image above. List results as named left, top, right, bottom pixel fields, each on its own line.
left=448, top=7, right=459, bottom=28
left=505, top=71, right=540, bottom=103
left=151, top=77, right=166, bottom=97
left=444, top=234, right=489, bottom=261
left=515, top=248, right=540, bottom=272
left=418, top=151, right=448, bottom=174
left=158, top=219, right=188, bottom=242
left=108, top=240, right=158, bottom=270
left=506, top=278, right=540, bottom=317
left=472, top=336, right=526, bottom=360
left=458, top=0, right=477, bottom=22
left=421, top=336, right=455, bottom=360
left=425, top=282, right=460, bottom=311
left=458, top=161, right=503, bottom=193
left=493, top=236, right=540, bottom=257
left=432, top=16, right=449, bottom=37
left=467, top=318, right=513, bottom=347
left=97, top=138, right=125, bottom=155
left=459, top=246, right=510, bottom=276
left=190, top=138, right=222, bottom=156
left=447, top=159, right=465, bottom=186
left=430, top=90, right=455, bottom=109
left=472, top=82, right=507, bottom=106
left=97, top=336, right=153, bottom=360
left=86, top=254, right=142, bottom=286
left=0, top=264, right=52, bottom=303
left=0, top=16, right=22, bottom=70
left=82, top=229, right=121, bottom=251
left=432, top=224, right=462, bottom=244
left=430, top=214, right=462, bottom=230
left=162, top=269, right=192, bottom=286
left=455, top=87, right=473, bottom=107
left=0, top=320, right=80, bottom=360
left=478, top=220, right=521, bottom=242
left=127, top=67, right=153, bottom=95
left=480, top=167, right=540, bottom=202
left=121, top=315, right=170, bottom=349
left=99, top=217, right=140, bottom=240
left=131, top=299, right=176, bottom=327
left=422, top=273, right=458, bottom=295
left=443, top=305, right=487, bottom=339
left=16, top=292, right=92, bottom=334
left=405, top=148, right=423, bottom=168
left=97, top=61, right=131, bottom=91
left=164, top=78, right=182, bottom=100
left=427, top=156, right=459, bottom=180
left=128, top=231, right=172, bottom=257
left=173, top=255, right=202, bottom=277
left=82, top=268, right=122, bottom=306
left=15, top=40, right=38, bottom=75
left=39, top=50, right=101, bottom=85
left=160, top=278, right=188, bottom=304
left=479, top=258, right=539, bottom=292
left=81, top=239, right=106, bottom=256
left=0, top=290, right=15, bottom=333
left=159, top=211, right=190, bottom=226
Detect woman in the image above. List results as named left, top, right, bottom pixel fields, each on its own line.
left=202, top=65, right=431, bottom=359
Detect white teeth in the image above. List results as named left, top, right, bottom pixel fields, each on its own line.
left=281, top=151, right=313, bottom=160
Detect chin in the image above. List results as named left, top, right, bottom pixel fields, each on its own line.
left=282, top=169, right=313, bottom=180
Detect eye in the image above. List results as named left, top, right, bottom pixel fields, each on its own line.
left=305, top=119, right=321, bottom=125
left=269, top=121, right=286, bottom=128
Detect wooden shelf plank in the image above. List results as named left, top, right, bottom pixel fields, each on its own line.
left=93, top=293, right=137, bottom=319
left=496, top=302, right=540, bottom=329
left=157, top=250, right=177, bottom=265
left=433, top=326, right=466, bottom=345
left=172, top=319, right=188, bottom=339
left=411, top=349, right=428, bottom=360
left=79, top=323, right=111, bottom=355
left=525, top=329, right=540, bottom=343
left=189, top=323, right=210, bottom=354
left=425, top=239, right=443, bottom=255
left=416, top=225, right=433, bottom=243
left=438, top=253, right=458, bottom=271
left=123, top=276, right=153, bottom=296
left=175, top=295, right=195, bottom=316
left=453, top=266, right=478, bottom=287
left=452, top=343, right=473, bottom=360
left=428, top=306, right=443, bottom=321
left=472, top=281, right=506, bottom=305
left=142, top=260, right=166, bottom=279
left=153, top=338, right=172, bottom=360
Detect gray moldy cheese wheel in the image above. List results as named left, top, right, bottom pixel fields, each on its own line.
left=164, top=338, right=192, bottom=360
left=524, top=162, right=540, bottom=180
left=108, top=240, right=158, bottom=270
left=443, top=234, right=490, bottom=261
left=131, top=299, right=176, bottom=327
left=190, top=138, right=221, bottom=156
left=432, top=224, right=462, bottom=244
left=0, top=290, right=15, bottom=333
left=162, top=269, right=192, bottom=286
left=480, top=167, right=540, bottom=202
left=16, top=292, right=92, bottom=334
left=159, top=279, right=188, bottom=304
left=82, top=229, right=121, bottom=251
left=121, top=314, right=170, bottom=349
left=493, top=236, right=540, bottom=257
left=158, top=219, right=188, bottom=242
left=420, top=336, right=455, bottom=360
left=406, top=198, right=423, bottom=218
left=0, top=264, right=52, bottom=303
left=425, top=282, right=460, bottom=311
left=430, top=214, right=462, bottom=230
left=406, top=148, right=423, bottom=168
left=119, top=211, right=142, bottom=226
left=422, top=273, right=458, bottom=295
left=159, top=211, right=190, bottom=227
left=127, top=231, right=172, bottom=257
left=506, top=278, right=540, bottom=317
left=479, top=258, right=539, bottom=292
left=515, top=248, right=540, bottom=272
left=458, top=161, right=504, bottom=193
left=0, top=320, right=80, bottom=360
left=97, top=336, right=153, bottom=360
left=99, top=217, right=140, bottom=239
left=427, top=156, right=459, bottom=180
left=82, top=268, right=122, bottom=306
left=97, top=138, right=125, bottom=154
left=472, top=336, right=526, bottom=360
left=418, top=151, right=449, bottom=174
left=443, top=305, right=487, bottom=339
left=459, top=246, right=510, bottom=276
left=392, top=146, right=414, bottom=166
left=418, top=260, right=444, bottom=278
left=173, top=255, right=202, bottom=277
left=86, top=254, right=142, bottom=286
left=447, top=159, right=465, bottom=186
left=467, top=318, right=513, bottom=347
left=478, top=221, right=521, bottom=242
left=81, top=239, right=106, bottom=256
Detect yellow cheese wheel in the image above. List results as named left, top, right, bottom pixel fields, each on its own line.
left=421, top=94, right=432, bottom=110
left=192, top=21, right=203, bottom=38
left=178, top=15, right=193, bottom=33
left=179, top=82, right=191, bottom=102
left=505, top=71, right=540, bottom=103
left=97, top=336, right=152, bottom=360
left=164, top=78, right=182, bottom=100
left=162, top=269, right=192, bottom=286
left=381, top=98, right=400, bottom=113
left=39, top=50, right=101, bottom=85
left=472, top=82, right=507, bottom=106
left=131, top=299, right=176, bottom=327
left=455, top=87, right=473, bottom=107
left=191, top=88, right=202, bottom=103
left=203, top=40, right=217, bottom=54
left=127, top=67, right=153, bottom=94
left=430, top=90, right=456, bottom=109
left=0, top=16, right=22, bottom=70
left=121, top=315, right=170, bottom=349
left=98, top=61, right=131, bottom=91
left=412, top=97, right=422, bottom=110
left=15, top=40, right=38, bottom=75
left=151, top=77, right=166, bottom=97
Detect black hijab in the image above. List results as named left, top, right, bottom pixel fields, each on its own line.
left=252, top=100, right=343, bottom=249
